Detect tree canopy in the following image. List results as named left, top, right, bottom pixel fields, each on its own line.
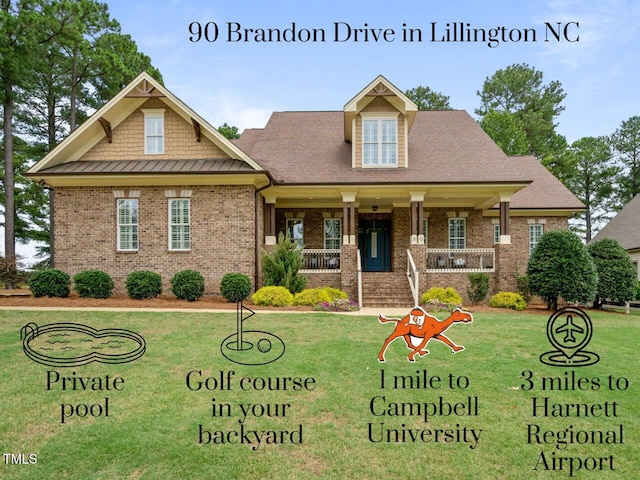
left=218, top=122, right=240, bottom=140
left=1, top=0, right=162, bottom=281
left=526, top=230, right=597, bottom=310
left=562, top=136, right=619, bottom=242
left=404, top=85, right=452, bottom=110
left=476, top=63, right=566, bottom=160
left=587, top=238, right=637, bottom=309
left=610, top=115, right=640, bottom=206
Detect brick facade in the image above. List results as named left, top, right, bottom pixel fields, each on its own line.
left=269, top=204, right=569, bottom=304
left=54, top=185, right=256, bottom=295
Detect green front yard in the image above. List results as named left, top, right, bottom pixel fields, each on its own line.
left=1, top=309, right=638, bottom=479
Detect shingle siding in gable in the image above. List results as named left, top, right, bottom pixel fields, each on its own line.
left=81, top=98, right=229, bottom=161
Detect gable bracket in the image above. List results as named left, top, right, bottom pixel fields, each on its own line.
left=98, top=117, right=112, bottom=143
left=125, top=79, right=165, bottom=98
left=191, top=118, right=201, bottom=142
left=366, top=82, right=394, bottom=97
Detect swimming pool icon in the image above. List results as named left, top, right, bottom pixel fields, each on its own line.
left=220, top=303, right=285, bottom=366
left=21, top=322, right=146, bottom=367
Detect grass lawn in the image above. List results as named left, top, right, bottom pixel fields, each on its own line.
left=1, top=308, right=638, bottom=479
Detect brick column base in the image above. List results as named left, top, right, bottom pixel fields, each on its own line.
left=340, top=244, right=358, bottom=301
left=494, top=243, right=518, bottom=293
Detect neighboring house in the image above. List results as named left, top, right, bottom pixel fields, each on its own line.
left=27, top=73, right=584, bottom=306
left=590, top=195, right=640, bottom=280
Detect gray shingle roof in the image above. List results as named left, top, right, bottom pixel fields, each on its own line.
left=590, top=195, right=640, bottom=250
left=241, top=110, right=533, bottom=184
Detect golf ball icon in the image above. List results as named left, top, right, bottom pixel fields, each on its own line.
left=539, top=307, right=599, bottom=367
left=220, top=304, right=285, bottom=366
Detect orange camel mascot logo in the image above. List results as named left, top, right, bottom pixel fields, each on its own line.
left=377, top=306, right=473, bottom=362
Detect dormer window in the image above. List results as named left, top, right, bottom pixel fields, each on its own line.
left=362, top=116, right=397, bottom=167
left=143, top=109, right=165, bottom=154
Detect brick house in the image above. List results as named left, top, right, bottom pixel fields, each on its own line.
left=27, top=73, right=584, bottom=306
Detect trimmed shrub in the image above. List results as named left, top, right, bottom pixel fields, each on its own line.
left=220, top=272, right=252, bottom=303
left=517, top=274, right=532, bottom=303
left=261, top=233, right=307, bottom=294
left=171, top=270, right=205, bottom=302
left=321, top=287, right=348, bottom=302
left=73, top=270, right=114, bottom=299
left=587, top=238, right=637, bottom=309
left=489, top=292, right=527, bottom=311
left=28, top=268, right=71, bottom=298
left=527, top=230, right=597, bottom=310
left=293, top=288, right=332, bottom=306
left=467, top=273, right=490, bottom=305
left=421, top=287, right=463, bottom=306
left=126, top=270, right=162, bottom=300
left=637, top=281, right=640, bottom=301
left=314, top=299, right=359, bottom=312
left=252, top=286, right=294, bottom=307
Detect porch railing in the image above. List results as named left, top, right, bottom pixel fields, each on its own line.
left=406, top=249, right=420, bottom=306
left=426, top=248, right=495, bottom=272
left=300, top=249, right=341, bottom=272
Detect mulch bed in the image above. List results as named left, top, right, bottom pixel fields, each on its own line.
left=0, top=289, right=313, bottom=311
left=0, top=288, right=555, bottom=314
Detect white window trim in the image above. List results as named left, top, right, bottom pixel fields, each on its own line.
left=361, top=113, right=399, bottom=168
left=117, top=198, right=139, bottom=252
left=142, top=108, right=165, bottom=155
left=168, top=198, right=190, bottom=251
left=448, top=218, right=467, bottom=250
left=529, top=224, right=544, bottom=256
left=324, top=218, right=342, bottom=250
left=286, top=218, right=304, bottom=248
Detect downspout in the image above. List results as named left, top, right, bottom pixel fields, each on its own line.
left=254, top=175, right=274, bottom=292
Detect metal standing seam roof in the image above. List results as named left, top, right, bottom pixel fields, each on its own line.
left=34, top=158, right=262, bottom=175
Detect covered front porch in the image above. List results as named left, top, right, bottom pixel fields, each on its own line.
left=260, top=183, right=523, bottom=306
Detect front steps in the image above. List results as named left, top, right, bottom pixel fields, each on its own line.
left=360, top=272, right=415, bottom=308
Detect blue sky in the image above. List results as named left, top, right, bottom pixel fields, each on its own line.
left=7, top=0, right=640, bottom=263
left=106, top=0, right=639, bottom=142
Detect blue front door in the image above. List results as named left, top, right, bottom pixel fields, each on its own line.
left=359, top=220, right=391, bottom=272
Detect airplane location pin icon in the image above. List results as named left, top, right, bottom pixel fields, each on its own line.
left=540, top=307, right=599, bottom=367
left=547, top=310, right=590, bottom=358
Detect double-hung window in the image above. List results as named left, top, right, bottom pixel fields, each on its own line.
left=117, top=199, right=138, bottom=251
left=143, top=109, right=164, bottom=154
left=362, top=117, right=397, bottom=166
left=169, top=199, right=190, bottom=250
left=529, top=224, right=543, bottom=255
left=449, top=218, right=466, bottom=250
left=324, top=219, right=341, bottom=250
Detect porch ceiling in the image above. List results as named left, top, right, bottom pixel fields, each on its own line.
left=266, top=182, right=529, bottom=209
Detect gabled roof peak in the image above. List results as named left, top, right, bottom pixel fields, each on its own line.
left=343, top=75, right=418, bottom=142
left=27, top=71, right=263, bottom=176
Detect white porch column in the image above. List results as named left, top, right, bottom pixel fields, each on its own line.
left=264, top=193, right=277, bottom=245
left=499, top=194, right=511, bottom=244
left=341, top=192, right=357, bottom=245
left=410, top=191, right=426, bottom=245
